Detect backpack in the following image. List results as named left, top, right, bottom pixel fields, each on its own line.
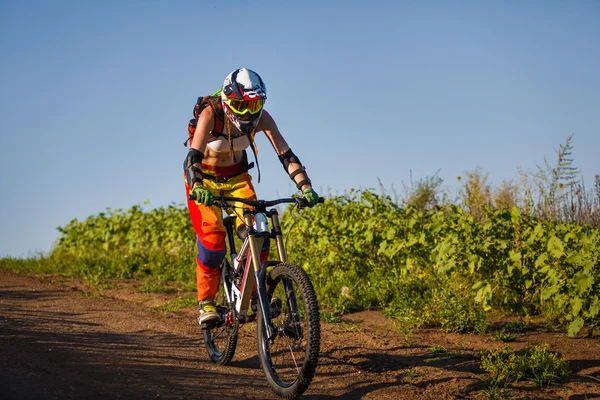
left=185, top=90, right=261, bottom=182
left=184, top=90, right=224, bottom=147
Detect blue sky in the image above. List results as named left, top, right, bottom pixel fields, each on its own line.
left=1, top=0, right=598, bottom=258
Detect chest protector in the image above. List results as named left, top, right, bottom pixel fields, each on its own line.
left=185, top=92, right=261, bottom=182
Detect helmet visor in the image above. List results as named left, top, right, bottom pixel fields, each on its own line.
left=224, top=98, right=264, bottom=115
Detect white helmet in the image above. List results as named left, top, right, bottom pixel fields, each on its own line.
left=221, top=68, right=267, bottom=134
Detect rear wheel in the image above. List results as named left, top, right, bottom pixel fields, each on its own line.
left=256, top=262, right=320, bottom=399
left=202, top=299, right=238, bottom=365
left=202, top=262, right=239, bottom=365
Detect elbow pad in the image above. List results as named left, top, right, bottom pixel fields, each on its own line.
left=278, top=148, right=311, bottom=190
left=278, top=148, right=301, bottom=171
left=184, top=148, right=205, bottom=188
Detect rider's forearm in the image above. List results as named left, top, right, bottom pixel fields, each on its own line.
left=288, top=162, right=312, bottom=190
left=184, top=148, right=205, bottom=188
left=278, top=148, right=311, bottom=190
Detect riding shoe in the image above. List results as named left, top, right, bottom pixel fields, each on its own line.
left=198, top=300, right=220, bottom=326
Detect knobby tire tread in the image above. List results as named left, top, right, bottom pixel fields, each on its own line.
left=202, top=264, right=238, bottom=365
left=257, top=262, right=320, bottom=399
left=202, top=320, right=238, bottom=365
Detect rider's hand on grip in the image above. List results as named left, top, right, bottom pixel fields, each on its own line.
left=191, top=186, right=214, bottom=206
left=302, top=187, right=319, bottom=208
left=296, top=194, right=325, bottom=209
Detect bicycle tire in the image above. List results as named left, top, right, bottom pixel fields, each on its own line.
left=256, top=262, right=320, bottom=399
left=202, top=302, right=238, bottom=365
left=202, top=265, right=239, bottom=365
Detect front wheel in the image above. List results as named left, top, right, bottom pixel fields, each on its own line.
left=256, top=262, right=320, bottom=399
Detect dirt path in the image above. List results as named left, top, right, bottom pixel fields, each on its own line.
left=1, top=268, right=599, bottom=399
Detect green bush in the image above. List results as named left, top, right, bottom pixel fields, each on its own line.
left=480, top=344, right=570, bottom=387
left=283, top=190, right=600, bottom=336
left=2, top=187, right=599, bottom=335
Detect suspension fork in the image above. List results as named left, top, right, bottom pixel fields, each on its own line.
left=242, top=208, right=280, bottom=340
left=271, top=211, right=303, bottom=325
left=264, top=209, right=302, bottom=338
left=270, top=211, right=288, bottom=262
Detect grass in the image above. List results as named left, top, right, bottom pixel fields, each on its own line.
left=336, top=323, right=363, bottom=333
left=152, top=296, right=197, bottom=313
left=503, top=321, right=528, bottom=333
left=135, top=276, right=181, bottom=294
left=492, top=321, right=529, bottom=342
left=493, top=331, right=517, bottom=342
left=320, top=312, right=348, bottom=323
left=426, top=345, right=474, bottom=362
left=474, top=375, right=506, bottom=400
left=402, top=368, right=419, bottom=379
left=479, top=344, right=570, bottom=388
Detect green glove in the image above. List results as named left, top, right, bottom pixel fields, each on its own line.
left=192, top=186, right=214, bottom=206
left=302, top=187, right=319, bottom=208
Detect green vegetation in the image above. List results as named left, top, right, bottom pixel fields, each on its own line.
left=7, top=203, right=199, bottom=293
left=1, top=136, right=598, bottom=338
left=492, top=321, right=529, bottom=342
left=284, top=190, right=599, bottom=337
left=425, top=345, right=473, bottom=362
left=492, top=330, right=516, bottom=343
left=152, top=296, right=198, bottom=313
left=320, top=312, right=355, bottom=324
left=480, top=344, right=571, bottom=388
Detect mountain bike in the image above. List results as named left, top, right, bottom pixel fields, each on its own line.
left=189, top=194, right=323, bottom=399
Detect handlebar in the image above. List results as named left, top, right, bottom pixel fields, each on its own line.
left=188, top=194, right=325, bottom=210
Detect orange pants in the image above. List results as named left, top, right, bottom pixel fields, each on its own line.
left=185, top=165, right=269, bottom=301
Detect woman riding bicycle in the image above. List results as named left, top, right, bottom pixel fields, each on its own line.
left=184, top=68, right=319, bottom=326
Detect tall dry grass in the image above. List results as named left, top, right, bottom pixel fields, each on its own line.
left=399, top=134, right=598, bottom=229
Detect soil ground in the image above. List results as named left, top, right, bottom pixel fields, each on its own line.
left=1, top=268, right=599, bottom=400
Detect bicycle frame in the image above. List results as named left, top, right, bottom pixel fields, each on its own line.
left=221, top=203, right=292, bottom=341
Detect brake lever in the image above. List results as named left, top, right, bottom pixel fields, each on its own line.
left=188, top=194, right=228, bottom=208
left=296, top=196, right=326, bottom=209
left=295, top=197, right=309, bottom=209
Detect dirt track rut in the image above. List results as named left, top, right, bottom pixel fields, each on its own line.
left=1, top=268, right=599, bottom=399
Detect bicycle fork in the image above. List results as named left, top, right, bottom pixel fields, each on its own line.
left=252, top=209, right=304, bottom=343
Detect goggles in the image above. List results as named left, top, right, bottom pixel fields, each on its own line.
left=224, top=98, right=265, bottom=115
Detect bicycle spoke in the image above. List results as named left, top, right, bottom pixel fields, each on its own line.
left=257, top=263, right=320, bottom=397
left=283, top=335, right=301, bottom=374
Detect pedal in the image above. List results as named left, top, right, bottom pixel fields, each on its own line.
left=199, top=317, right=221, bottom=330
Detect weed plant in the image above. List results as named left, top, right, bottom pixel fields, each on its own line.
left=480, top=344, right=570, bottom=388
